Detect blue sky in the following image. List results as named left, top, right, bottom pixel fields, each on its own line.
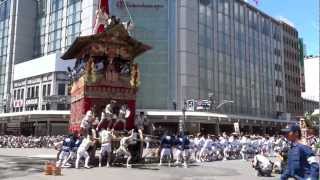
left=247, top=0, right=319, bottom=56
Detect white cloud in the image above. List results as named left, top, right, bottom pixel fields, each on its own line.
left=276, top=16, right=295, bottom=27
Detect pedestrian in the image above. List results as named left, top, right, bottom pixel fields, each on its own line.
left=281, top=125, right=319, bottom=180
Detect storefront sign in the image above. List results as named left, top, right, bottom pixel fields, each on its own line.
left=13, top=100, right=24, bottom=108
left=186, top=99, right=195, bottom=111
left=25, top=99, right=38, bottom=105
left=116, top=0, right=164, bottom=9
left=43, top=95, right=70, bottom=103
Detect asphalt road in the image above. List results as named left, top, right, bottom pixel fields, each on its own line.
left=0, top=148, right=280, bottom=180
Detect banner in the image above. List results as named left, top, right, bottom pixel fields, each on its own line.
left=234, top=122, right=240, bottom=134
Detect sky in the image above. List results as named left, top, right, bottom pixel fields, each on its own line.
left=246, top=0, right=319, bottom=56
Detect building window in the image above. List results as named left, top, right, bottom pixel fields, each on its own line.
left=66, top=0, right=82, bottom=48
left=42, top=84, right=46, bottom=97
left=35, top=86, right=39, bottom=98
left=276, top=96, right=284, bottom=103
left=27, top=88, right=31, bottom=98
left=17, top=89, right=20, bottom=99
left=13, top=90, right=16, bottom=100
left=48, top=0, right=64, bottom=52
left=58, top=83, right=65, bottom=95
left=34, top=0, right=47, bottom=57
left=0, top=0, right=11, bottom=100
left=57, top=103, right=65, bottom=110
left=47, top=84, right=51, bottom=96
left=21, top=89, right=24, bottom=99
left=41, top=104, right=50, bottom=110
left=31, top=87, right=35, bottom=98
left=275, top=80, right=282, bottom=87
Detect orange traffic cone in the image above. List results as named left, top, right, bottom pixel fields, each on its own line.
left=44, top=161, right=53, bottom=175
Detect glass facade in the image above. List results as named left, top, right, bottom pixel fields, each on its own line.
left=109, top=0, right=285, bottom=118
left=34, top=0, right=47, bottom=57
left=0, top=0, right=11, bottom=99
left=110, top=0, right=171, bottom=109
left=34, top=0, right=82, bottom=56
left=48, top=0, right=63, bottom=53
left=65, top=0, right=81, bottom=48
left=198, top=0, right=283, bottom=118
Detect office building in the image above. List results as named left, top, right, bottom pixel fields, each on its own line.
left=0, top=0, right=305, bottom=135
left=281, top=22, right=304, bottom=117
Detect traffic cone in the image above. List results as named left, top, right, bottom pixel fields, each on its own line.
left=44, top=161, right=53, bottom=175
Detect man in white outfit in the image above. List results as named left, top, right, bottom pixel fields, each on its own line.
left=115, top=130, right=134, bottom=168
left=75, top=135, right=94, bottom=169
left=97, top=101, right=115, bottom=130
left=195, top=134, right=205, bottom=162
left=80, top=110, right=93, bottom=136
left=99, top=127, right=115, bottom=167
left=199, top=135, right=213, bottom=162
left=113, top=104, right=130, bottom=130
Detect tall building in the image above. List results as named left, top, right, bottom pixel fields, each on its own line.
left=4, top=53, right=73, bottom=135
left=281, top=22, right=304, bottom=117
left=0, top=0, right=98, bottom=113
left=0, top=0, right=14, bottom=112
left=0, top=0, right=98, bottom=135
left=112, top=0, right=287, bottom=118
left=302, top=56, right=319, bottom=114
left=0, top=0, right=304, bottom=135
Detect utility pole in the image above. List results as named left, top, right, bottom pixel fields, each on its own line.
left=180, top=100, right=186, bottom=135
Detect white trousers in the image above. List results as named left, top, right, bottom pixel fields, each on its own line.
left=56, top=151, right=70, bottom=167
left=75, top=149, right=90, bottom=168
left=160, top=148, right=172, bottom=164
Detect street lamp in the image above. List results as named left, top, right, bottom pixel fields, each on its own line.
left=212, top=100, right=233, bottom=135
left=208, top=93, right=215, bottom=111
left=215, top=100, right=234, bottom=111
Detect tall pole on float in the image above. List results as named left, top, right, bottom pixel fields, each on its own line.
left=99, top=0, right=109, bottom=15
left=318, top=0, right=320, bottom=138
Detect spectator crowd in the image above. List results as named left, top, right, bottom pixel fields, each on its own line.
left=0, top=135, right=64, bottom=148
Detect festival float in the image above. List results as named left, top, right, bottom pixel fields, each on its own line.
left=61, top=0, right=151, bottom=132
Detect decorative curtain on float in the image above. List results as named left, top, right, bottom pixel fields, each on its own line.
left=100, top=0, right=109, bottom=14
